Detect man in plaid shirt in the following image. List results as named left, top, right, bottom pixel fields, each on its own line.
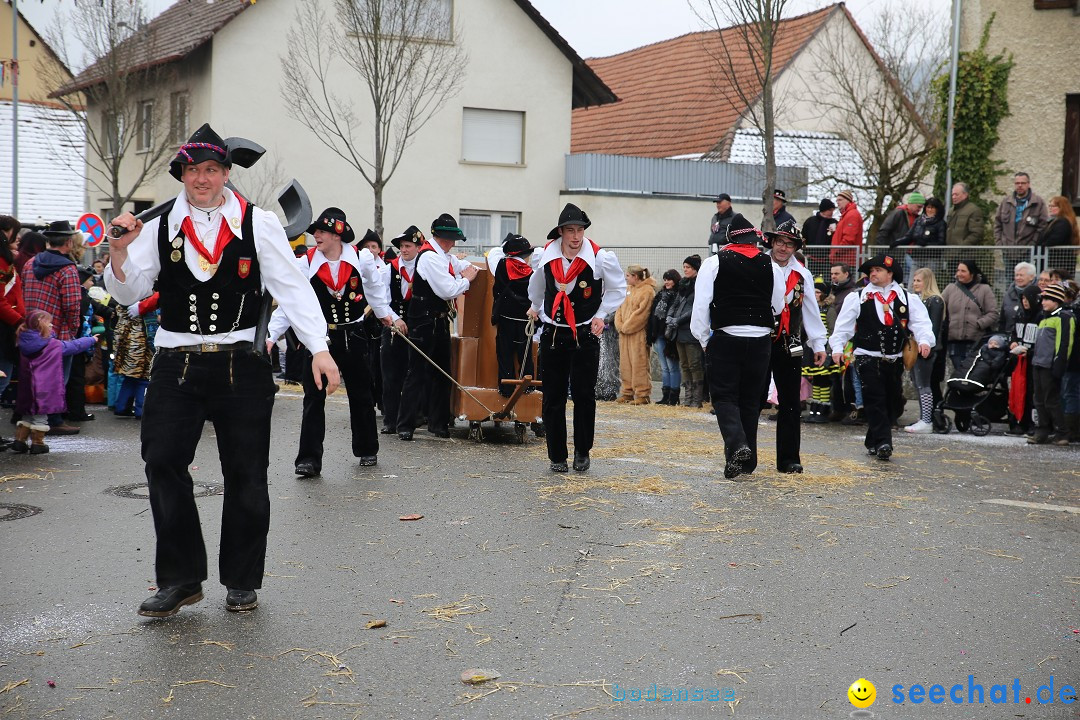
left=20, top=223, right=83, bottom=434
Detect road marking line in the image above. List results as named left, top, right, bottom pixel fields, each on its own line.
left=983, top=499, right=1080, bottom=514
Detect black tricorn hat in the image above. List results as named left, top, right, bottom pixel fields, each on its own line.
left=502, top=232, right=533, bottom=257
left=360, top=228, right=382, bottom=249
left=763, top=219, right=803, bottom=250
left=42, top=219, right=79, bottom=237
left=431, top=213, right=466, bottom=242
left=859, top=253, right=903, bottom=283
left=169, top=123, right=233, bottom=181
left=725, top=213, right=759, bottom=244
left=306, top=207, right=355, bottom=245
left=547, top=203, right=591, bottom=240
left=391, top=225, right=425, bottom=249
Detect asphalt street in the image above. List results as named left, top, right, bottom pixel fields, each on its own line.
left=1, top=383, right=1077, bottom=720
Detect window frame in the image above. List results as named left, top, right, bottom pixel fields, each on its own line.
left=170, top=90, right=190, bottom=144
left=136, top=99, right=154, bottom=153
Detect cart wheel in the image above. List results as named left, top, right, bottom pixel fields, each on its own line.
left=531, top=421, right=546, bottom=438
left=468, top=421, right=483, bottom=443
left=971, top=413, right=991, bottom=437
left=514, top=422, right=527, bottom=444
left=932, top=412, right=952, bottom=434
left=954, top=413, right=971, bottom=433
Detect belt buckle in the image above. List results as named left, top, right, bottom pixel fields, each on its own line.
left=327, top=323, right=337, bottom=330
left=200, top=342, right=219, bottom=353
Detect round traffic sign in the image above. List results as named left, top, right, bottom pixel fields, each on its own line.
left=78, top=213, right=106, bottom=247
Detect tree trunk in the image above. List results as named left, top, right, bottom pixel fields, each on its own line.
left=373, top=181, right=384, bottom=243
left=761, top=78, right=777, bottom=233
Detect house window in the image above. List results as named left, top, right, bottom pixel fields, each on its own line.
left=103, top=112, right=122, bottom=158
left=359, top=0, right=452, bottom=41
left=170, top=91, right=190, bottom=144
left=136, top=100, right=154, bottom=152
left=459, top=211, right=520, bottom=250
left=1065, top=95, right=1080, bottom=203
left=461, top=108, right=524, bottom=165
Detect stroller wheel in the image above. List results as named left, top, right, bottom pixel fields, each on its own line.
left=971, top=413, right=992, bottom=437
left=954, top=413, right=971, bottom=433
left=932, top=412, right=951, bottom=434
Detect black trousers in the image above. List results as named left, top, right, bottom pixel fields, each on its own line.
left=65, top=350, right=87, bottom=416
left=397, top=317, right=452, bottom=434
left=380, top=327, right=410, bottom=431
left=297, top=329, right=378, bottom=471
left=141, top=349, right=277, bottom=591
left=539, top=325, right=599, bottom=463
left=1032, top=367, right=1065, bottom=433
left=706, top=332, right=772, bottom=473
left=769, top=343, right=803, bottom=469
left=366, top=333, right=383, bottom=412
left=855, top=355, right=903, bottom=450
left=495, top=317, right=534, bottom=396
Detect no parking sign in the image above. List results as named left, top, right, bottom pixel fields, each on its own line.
left=78, top=213, right=106, bottom=247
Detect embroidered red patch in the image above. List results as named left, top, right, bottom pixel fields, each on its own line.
left=355, top=294, right=363, bottom=302
left=583, top=287, right=593, bottom=299
left=884, top=256, right=894, bottom=267
left=334, top=220, right=345, bottom=235
left=238, top=257, right=251, bottom=279
left=350, top=276, right=359, bottom=289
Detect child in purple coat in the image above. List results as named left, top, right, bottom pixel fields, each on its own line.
left=10, top=309, right=97, bottom=454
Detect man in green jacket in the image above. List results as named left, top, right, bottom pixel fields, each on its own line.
left=947, top=183, right=985, bottom=246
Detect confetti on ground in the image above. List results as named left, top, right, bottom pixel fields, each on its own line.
left=460, top=668, right=501, bottom=684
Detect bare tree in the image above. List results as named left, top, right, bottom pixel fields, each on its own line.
left=39, top=0, right=178, bottom=215
left=694, top=0, right=793, bottom=232
left=803, top=6, right=945, bottom=237
left=281, top=0, right=467, bottom=238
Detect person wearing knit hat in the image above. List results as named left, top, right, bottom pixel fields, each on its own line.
left=1028, top=282, right=1075, bottom=444
left=874, top=192, right=925, bottom=248
left=830, top=189, right=863, bottom=267
left=802, top=199, right=837, bottom=247
left=828, top=253, right=936, bottom=461
left=690, top=213, right=786, bottom=481
left=666, top=254, right=706, bottom=408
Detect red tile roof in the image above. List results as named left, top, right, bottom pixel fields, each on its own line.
left=571, top=6, right=835, bottom=159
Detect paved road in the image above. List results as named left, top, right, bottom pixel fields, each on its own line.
left=1, top=385, right=1077, bottom=719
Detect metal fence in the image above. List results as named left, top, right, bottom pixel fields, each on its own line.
left=604, top=245, right=1080, bottom=304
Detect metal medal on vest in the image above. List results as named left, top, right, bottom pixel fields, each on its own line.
left=170, top=249, right=182, bottom=263
left=198, top=255, right=218, bottom=275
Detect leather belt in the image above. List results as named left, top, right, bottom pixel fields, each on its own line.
left=327, top=322, right=364, bottom=331
left=160, top=341, right=253, bottom=354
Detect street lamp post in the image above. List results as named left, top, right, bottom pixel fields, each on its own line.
left=10, top=0, right=18, bottom=217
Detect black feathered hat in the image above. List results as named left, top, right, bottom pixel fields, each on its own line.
left=502, top=232, right=533, bottom=257
left=169, top=123, right=232, bottom=181
left=360, top=228, right=382, bottom=249
left=547, top=203, right=591, bottom=240
left=431, top=213, right=466, bottom=242
left=392, top=225, right=425, bottom=249
left=859, top=253, right=903, bottom=283
left=725, top=213, right=759, bottom=244
left=306, top=207, right=355, bottom=245
left=763, top=219, right=803, bottom=250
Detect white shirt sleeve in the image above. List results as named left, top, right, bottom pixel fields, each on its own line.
left=906, top=293, right=936, bottom=348
left=691, top=254, right=719, bottom=347
left=828, top=291, right=861, bottom=353
left=594, top=250, right=627, bottom=321
left=798, top=266, right=828, bottom=353
left=528, top=264, right=546, bottom=316
left=357, top=248, right=391, bottom=320
left=104, top=217, right=163, bottom=306
left=420, top=251, right=471, bottom=300
left=771, top=263, right=786, bottom=316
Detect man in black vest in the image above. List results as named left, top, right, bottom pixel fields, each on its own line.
left=106, top=124, right=340, bottom=617
left=763, top=221, right=828, bottom=473
left=357, top=229, right=386, bottom=412
left=267, top=208, right=394, bottom=476
left=691, top=214, right=785, bottom=481
left=527, top=203, right=626, bottom=473
left=489, top=233, right=535, bottom=396
left=829, top=254, right=935, bottom=460
left=396, top=214, right=478, bottom=440
left=380, top=225, right=422, bottom=434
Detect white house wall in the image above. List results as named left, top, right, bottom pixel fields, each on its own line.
left=0, top=100, right=86, bottom=223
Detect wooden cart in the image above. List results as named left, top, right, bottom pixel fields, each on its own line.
left=449, top=262, right=543, bottom=443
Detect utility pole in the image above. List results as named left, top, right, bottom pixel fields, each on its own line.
left=944, top=0, right=962, bottom=217
left=10, top=0, right=19, bottom=216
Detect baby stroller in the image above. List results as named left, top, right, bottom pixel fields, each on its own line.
left=933, top=335, right=1017, bottom=436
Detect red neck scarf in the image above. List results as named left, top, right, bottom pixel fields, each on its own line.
left=505, top=256, right=533, bottom=281
left=870, top=289, right=898, bottom=325
left=315, top=258, right=352, bottom=293
left=391, top=257, right=413, bottom=301
left=181, top=195, right=247, bottom=269
left=724, top=244, right=760, bottom=259
left=776, top=267, right=803, bottom=338
left=549, top=254, right=590, bottom=340
left=419, top=242, right=454, bottom=276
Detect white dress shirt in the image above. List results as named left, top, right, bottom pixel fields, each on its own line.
left=267, top=244, right=391, bottom=343
left=104, top=187, right=329, bottom=354
left=772, top=255, right=828, bottom=354
left=690, top=252, right=786, bottom=348
left=828, top=281, right=936, bottom=358
left=527, top=238, right=627, bottom=326
left=417, top=241, right=472, bottom=300
left=382, top=255, right=416, bottom=324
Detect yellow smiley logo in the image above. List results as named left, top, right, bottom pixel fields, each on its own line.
left=848, top=678, right=876, bottom=709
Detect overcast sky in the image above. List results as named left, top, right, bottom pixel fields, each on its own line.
left=19, top=0, right=946, bottom=64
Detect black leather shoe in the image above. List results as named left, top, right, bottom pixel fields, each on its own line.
left=358, top=455, right=377, bottom=466
left=380, top=426, right=396, bottom=435
left=572, top=453, right=590, bottom=471
left=138, top=584, right=203, bottom=617
left=115, top=408, right=136, bottom=418
left=779, top=463, right=804, bottom=474
left=66, top=412, right=95, bottom=422
left=724, top=446, right=752, bottom=480
left=225, top=588, right=258, bottom=612
left=876, top=444, right=892, bottom=461
left=294, top=461, right=318, bottom=477
left=429, top=427, right=450, bottom=439
left=550, top=461, right=569, bottom=473
left=398, top=431, right=413, bottom=441
left=866, top=447, right=877, bottom=456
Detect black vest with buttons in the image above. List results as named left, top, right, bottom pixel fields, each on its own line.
left=709, top=250, right=774, bottom=330
left=407, top=247, right=455, bottom=321
left=853, top=290, right=910, bottom=354
left=542, top=259, right=603, bottom=325
left=388, top=258, right=412, bottom=318
left=156, top=199, right=262, bottom=335
left=309, top=255, right=368, bottom=328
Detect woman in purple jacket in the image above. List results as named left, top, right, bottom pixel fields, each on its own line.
left=10, top=309, right=97, bottom=454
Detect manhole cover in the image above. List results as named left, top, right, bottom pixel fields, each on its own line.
left=0, top=504, right=43, bottom=521
left=104, top=482, right=225, bottom=500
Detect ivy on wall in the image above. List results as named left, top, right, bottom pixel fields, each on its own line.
left=931, top=14, right=1014, bottom=216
